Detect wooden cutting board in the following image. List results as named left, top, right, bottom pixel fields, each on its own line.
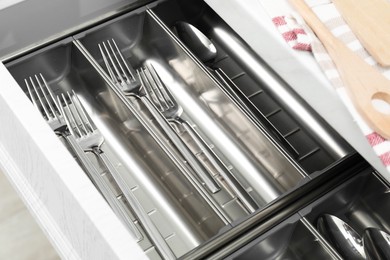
left=333, top=0, right=390, bottom=67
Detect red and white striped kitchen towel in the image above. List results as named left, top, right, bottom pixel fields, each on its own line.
left=271, top=15, right=311, bottom=51
left=261, top=0, right=390, bottom=172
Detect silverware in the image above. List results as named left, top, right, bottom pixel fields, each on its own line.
left=364, top=228, right=390, bottom=260
left=317, top=214, right=366, bottom=259
left=138, top=63, right=221, bottom=193
left=99, top=39, right=235, bottom=225
left=173, top=21, right=217, bottom=63
left=99, top=38, right=221, bottom=194
left=139, top=63, right=258, bottom=213
left=98, top=39, right=141, bottom=92
left=173, top=22, right=300, bottom=161
left=58, top=91, right=176, bottom=260
left=25, top=74, right=143, bottom=241
left=25, top=74, right=65, bottom=130
left=140, top=60, right=285, bottom=206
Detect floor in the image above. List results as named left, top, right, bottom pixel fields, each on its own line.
left=0, top=171, right=59, bottom=260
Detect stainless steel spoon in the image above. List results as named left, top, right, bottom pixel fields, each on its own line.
left=173, top=21, right=217, bottom=63
left=317, top=214, right=366, bottom=259
left=363, top=228, right=390, bottom=260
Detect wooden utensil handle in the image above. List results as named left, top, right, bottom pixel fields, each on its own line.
left=289, top=0, right=342, bottom=53
left=333, top=0, right=390, bottom=66
left=289, top=0, right=390, bottom=139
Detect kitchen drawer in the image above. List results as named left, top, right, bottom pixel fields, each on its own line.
left=0, top=0, right=388, bottom=259
left=0, top=65, right=143, bottom=259
left=226, top=214, right=333, bottom=259
left=225, top=168, right=390, bottom=259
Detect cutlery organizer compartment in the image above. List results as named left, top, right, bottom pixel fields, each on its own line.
left=302, top=169, right=390, bottom=235
left=7, top=37, right=244, bottom=258
left=297, top=168, right=390, bottom=259
left=3, top=0, right=362, bottom=259
left=226, top=215, right=334, bottom=260
left=74, top=7, right=308, bottom=206
left=151, top=0, right=352, bottom=174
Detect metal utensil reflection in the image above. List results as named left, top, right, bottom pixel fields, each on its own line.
left=99, top=38, right=222, bottom=194
left=138, top=64, right=221, bottom=193
left=25, top=74, right=143, bottom=241
left=138, top=62, right=258, bottom=213
left=364, top=228, right=390, bottom=260
left=173, top=21, right=217, bottom=63
left=317, top=214, right=366, bottom=259
left=58, top=91, right=176, bottom=260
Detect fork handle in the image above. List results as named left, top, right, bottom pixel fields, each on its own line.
left=180, top=120, right=258, bottom=213
left=141, top=96, right=232, bottom=224
left=93, top=148, right=176, bottom=260
left=64, top=134, right=143, bottom=241
left=142, top=97, right=221, bottom=194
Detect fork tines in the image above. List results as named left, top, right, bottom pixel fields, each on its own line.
left=137, top=64, right=175, bottom=112
left=98, top=39, right=140, bottom=91
left=24, top=73, right=63, bottom=129
left=57, top=91, right=95, bottom=139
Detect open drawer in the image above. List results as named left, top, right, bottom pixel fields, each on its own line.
left=226, top=168, right=390, bottom=259
left=0, top=0, right=386, bottom=259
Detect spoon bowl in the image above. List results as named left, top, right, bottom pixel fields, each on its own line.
left=173, top=21, right=217, bottom=63
left=317, top=214, right=366, bottom=259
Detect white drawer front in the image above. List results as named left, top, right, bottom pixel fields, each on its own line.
left=0, top=63, right=146, bottom=260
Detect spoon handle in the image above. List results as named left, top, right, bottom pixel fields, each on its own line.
left=289, top=0, right=390, bottom=139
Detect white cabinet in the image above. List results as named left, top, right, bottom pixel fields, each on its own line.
left=0, top=0, right=387, bottom=259
left=0, top=64, right=145, bottom=259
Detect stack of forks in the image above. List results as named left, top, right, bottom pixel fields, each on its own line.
left=23, top=38, right=259, bottom=259
left=25, top=74, right=176, bottom=260
left=99, top=38, right=258, bottom=214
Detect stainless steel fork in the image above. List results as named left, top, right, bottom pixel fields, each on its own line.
left=25, top=74, right=143, bottom=241
left=99, top=38, right=221, bottom=194
left=138, top=64, right=258, bottom=213
left=58, top=91, right=176, bottom=260
left=25, top=74, right=64, bottom=130
left=98, top=39, right=140, bottom=92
